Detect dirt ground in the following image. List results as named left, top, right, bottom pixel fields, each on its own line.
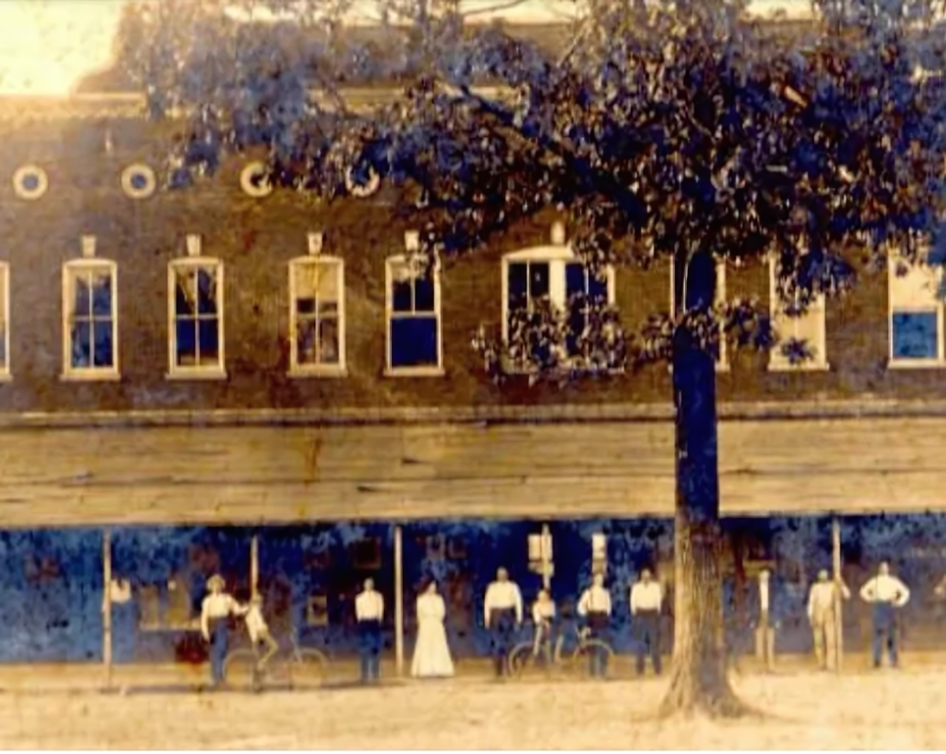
left=2, top=671, right=946, bottom=750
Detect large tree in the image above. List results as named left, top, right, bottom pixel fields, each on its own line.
left=115, top=0, right=946, bottom=716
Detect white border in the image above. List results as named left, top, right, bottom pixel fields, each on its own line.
left=288, top=256, right=348, bottom=377
left=12, top=165, right=48, bottom=201
left=166, top=257, right=227, bottom=380
left=239, top=161, right=273, bottom=198
left=61, top=259, right=121, bottom=382
left=384, top=255, right=444, bottom=377
left=120, top=163, right=157, bottom=200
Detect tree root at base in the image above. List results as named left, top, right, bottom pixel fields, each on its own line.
left=656, top=673, right=764, bottom=721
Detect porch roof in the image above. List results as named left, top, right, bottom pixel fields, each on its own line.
left=0, top=416, right=938, bottom=527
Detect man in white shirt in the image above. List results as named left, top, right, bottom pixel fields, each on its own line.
left=749, top=568, right=780, bottom=672
left=807, top=569, right=851, bottom=671
left=200, top=574, right=240, bottom=687
left=355, top=578, right=385, bottom=682
left=578, top=572, right=612, bottom=677
left=630, top=568, right=663, bottom=676
left=859, top=561, right=910, bottom=668
left=484, top=567, right=523, bottom=677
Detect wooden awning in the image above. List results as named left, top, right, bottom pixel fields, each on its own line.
left=0, top=416, right=941, bottom=527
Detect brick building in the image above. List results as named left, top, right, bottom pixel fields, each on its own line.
left=1, top=21, right=945, bottom=672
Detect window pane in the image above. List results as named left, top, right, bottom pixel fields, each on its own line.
left=317, top=262, right=339, bottom=301
left=794, top=304, right=826, bottom=362
left=196, top=268, right=218, bottom=315
left=197, top=318, right=220, bottom=365
left=318, top=317, right=340, bottom=365
left=91, top=272, right=112, bottom=316
left=528, top=262, right=550, bottom=300
left=391, top=278, right=413, bottom=313
left=588, top=270, right=608, bottom=303
left=93, top=320, right=114, bottom=368
left=175, top=271, right=196, bottom=317
left=295, top=264, right=319, bottom=300
left=391, top=316, right=438, bottom=368
left=73, top=274, right=91, bottom=318
left=508, top=263, right=528, bottom=309
left=296, top=319, right=318, bottom=365
left=296, top=296, right=316, bottom=316
left=175, top=319, right=197, bottom=366
left=414, top=274, right=435, bottom=312
left=565, top=263, right=586, bottom=299
left=71, top=322, right=92, bottom=368
left=892, top=311, right=939, bottom=359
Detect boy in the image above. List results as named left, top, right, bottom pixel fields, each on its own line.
left=531, top=589, right=557, bottom=664
left=241, top=594, right=280, bottom=675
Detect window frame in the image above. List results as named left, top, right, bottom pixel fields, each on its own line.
left=668, top=256, right=729, bottom=372
left=0, top=262, right=10, bottom=382
left=767, top=255, right=830, bottom=372
left=166, top=256, right=227, bottom=380
left=887, top=251, right=946, bottom=369
left=288, top=255, right=347, bottom=377
left=61, top=258, right=120, bottom=382
left=384, top=254, right=444, bottom=377
left=500, top=245, right=617, bottom=350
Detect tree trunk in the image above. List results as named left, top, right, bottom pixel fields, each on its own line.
left=659, top=251, right=748, bottom=719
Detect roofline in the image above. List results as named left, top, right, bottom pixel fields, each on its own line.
left=0, top=396, right=942, bottom=430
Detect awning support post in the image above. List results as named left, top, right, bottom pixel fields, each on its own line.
left=394, top=525, right=404, bottom=677
left=102, top=528, right=113, bottom=689
left=832, top=515, right=843, bottom=674
left=250, top=533, right=259, bottom=599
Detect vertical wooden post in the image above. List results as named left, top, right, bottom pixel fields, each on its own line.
left=541, top=523, right=552, bottom=591
left=832, top=516, right=844, bottom=673
left=394, top=525, right=404, bottom=676
left=102, top=528, right=113, bottom=688
left=250, top=533, right=259, bottom=599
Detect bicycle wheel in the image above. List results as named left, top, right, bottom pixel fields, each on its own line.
left=286, top=648, right=329, bottom=689
left=507, top=642, right=535, bottom=678
left=569, top=641, right=615, bottom=677
left=223, top=649, right=260, bottom=687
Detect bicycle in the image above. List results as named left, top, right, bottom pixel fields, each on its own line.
left=224, top=632, right=329, bottom=691
left=509, top=624, right=614, bottom=679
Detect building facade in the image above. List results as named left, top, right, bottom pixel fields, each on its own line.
left=2, top=21, right=946, bottom=669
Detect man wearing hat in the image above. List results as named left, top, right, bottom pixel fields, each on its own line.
left=200, top=574, right=241, bottom=686
left=807, top=568, right=851, bottom=671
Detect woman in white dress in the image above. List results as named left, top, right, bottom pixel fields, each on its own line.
left=411, top=580, right=455, bottom=678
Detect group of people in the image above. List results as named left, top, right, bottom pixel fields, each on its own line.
left=196, top=559, right=917, bottom=687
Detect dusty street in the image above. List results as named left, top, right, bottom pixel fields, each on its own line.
left=1, top=671, right=945, bottom=749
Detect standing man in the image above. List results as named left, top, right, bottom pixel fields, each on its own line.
left=630, top=568, right=663, bottom=677
left=747, top=568, right=785, bottom=673
left=577, top=572, right=612, bottom=678
left=807, top=569, right=851, bottom=671
left=859, top=561, right=910, bottom=669
left=484, top=567, right=523, bottom=678
left=355, top=578, right=385, bottom=683
left=200, top=574, right=241, bottom=688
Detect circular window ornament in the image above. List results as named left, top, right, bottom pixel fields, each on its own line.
left=121, top=164, right=157, bottom=200
left=12, top=165, right=48, bottom=201
left=240, top=161, right=273, bottom=198
left=345, top=164, right=381, bottom=198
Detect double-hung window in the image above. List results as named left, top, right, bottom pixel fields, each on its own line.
left=168, top=256, right=225, bottom=378
left=62, top=258, right=119, bottom=380
left=289, top=254, right=346, bottom=375
left=768, top=257, right=828, bottom=370
left=385, top=254, right=443, bottom=376
left=888, top=250, right=945, bottom=366
left=501, top=246, right=616, bottom=363
left=669, top=256, right=728, bottom=369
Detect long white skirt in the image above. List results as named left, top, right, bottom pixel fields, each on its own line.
left=411, top=618, right=455, bottom=678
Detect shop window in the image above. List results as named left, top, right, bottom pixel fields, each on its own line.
left=306, top=593, right=329, bottom=627
left=139, top=585, right=161, bottom=629
left=426, top=533, right=445, bottom=560
left=304, top=548, right=331, bottom=570
left=447, top=536, right=467, bottom=560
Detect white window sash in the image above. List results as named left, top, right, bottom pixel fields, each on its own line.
left=61, top=260, right=119, bottom=380
left=167, top=258, right=226, bottom=379
left=768, top=256, right=828, bottom=371
left=384, top=255, right=443, bottom=376
left=288, top=257, right=347, bottom=376
left=887, top=252, right=945, bottom=365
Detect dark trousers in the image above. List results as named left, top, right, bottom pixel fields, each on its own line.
left=872, top=603, right=898, bottom=667
left=358, top=619, right=382, bottom=680
left=208, top=618, right=228, bottom=685
left=635, top=610, right=662, bottom=675
left=489, top=608, right=516, bottom=676
left=586, top=612, right=610, bottom=677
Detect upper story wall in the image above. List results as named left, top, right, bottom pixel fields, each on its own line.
left=0, top=104, right=940, bottom=417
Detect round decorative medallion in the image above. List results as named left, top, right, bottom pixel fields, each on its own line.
left=120, top=163, right=157, bottom=199
left=12, top=165, right=48, bottom=200
left=239, top=161, right=273, bottom=198
left=345, top=163, right=381, bottom=198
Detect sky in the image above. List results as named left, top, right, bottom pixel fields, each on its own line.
left=0, top=0, right=815, bottom=96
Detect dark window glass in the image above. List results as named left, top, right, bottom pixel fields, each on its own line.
left=74, top=275, right=91, bottom=316
left=528, top=262, right=550, bottom=299
left=196, top=269, right=217, bottom=315
left=414, top=275, right=435, bottom=312
left=175, top=320, right=196, bottom=365
left=391, top=317, right=438, bottom=367
left=197, top=319, right=220, bottom=364
left=391, top=278, right=413, bottom=313
left=508, top=263, right=528, bottom=309
left=93, top=321, right=114, bottom=367
left=91, top=273, right=112, bottom=316
left=892, top=311, right=939, bottom=359
left=175, top=273, right=195, bottom=316
left=71, top=322, right=92, bottom=368
left=565, top=263, right=586, bottom=299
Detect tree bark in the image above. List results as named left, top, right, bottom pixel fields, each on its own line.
left=659, top=251, right=748, bottom=719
